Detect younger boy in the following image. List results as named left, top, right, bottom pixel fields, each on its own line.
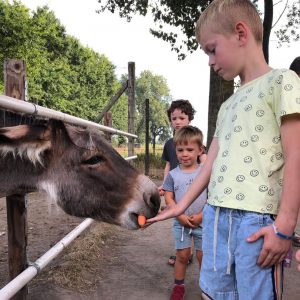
left=163, top=126, right=207, bottom=300
left=149, top=0, right=300, bottom=299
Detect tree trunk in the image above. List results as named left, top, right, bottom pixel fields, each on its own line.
left=207, top=68, right=234, bottom=148
left=262, top=0, right=273, bottom=63
left=152, top=130, right=156, bottom=155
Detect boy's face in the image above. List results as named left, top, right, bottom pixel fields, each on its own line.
left=199, top=26, right=242, bottom=81
left=176, top=141, right=203, bottom=169
left=170, top=109, right=190, bottom=131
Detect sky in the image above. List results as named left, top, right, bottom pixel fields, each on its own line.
left=20, top=0, right=299, bottom=142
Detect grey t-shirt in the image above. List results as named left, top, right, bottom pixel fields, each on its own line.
left=163, top=165, right=207, bottom=216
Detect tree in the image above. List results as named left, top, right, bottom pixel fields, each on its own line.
left=0, top=1, right=129, bottom=132
left=96, top=0, right=300, bottom=146
left=134, top=70, right=172, bottom=150
left=274, top=2, right=300, bottom=46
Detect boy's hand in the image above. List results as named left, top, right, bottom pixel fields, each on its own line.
left=177, top=214, right=197, bottom=228
left=158, top=185, right=165, bottom=196
left=146, top=204, right=177, bottom=225
left=247, top=224, right=291, bottom=268
left=189, top=212, right=203, bottom=227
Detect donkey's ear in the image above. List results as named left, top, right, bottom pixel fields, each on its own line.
left=0, top=124, right=50, bottom=146
left=47, top=119, right=74, bottom=149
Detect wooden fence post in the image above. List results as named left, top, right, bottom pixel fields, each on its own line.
left=145, top=99, right=150, bottom=175
left=4, top=59, right=28, bottom=300
left=103, top=111, right=112, bottom=142
left=128, top=62, right=135, bottom=157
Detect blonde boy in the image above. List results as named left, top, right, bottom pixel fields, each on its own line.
left=163, top=126, right=206, bottom=300
left=149, top=0, right=300, bottom=299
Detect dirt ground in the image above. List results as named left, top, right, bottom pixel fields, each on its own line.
left=1, top=180, right=300, bottom=300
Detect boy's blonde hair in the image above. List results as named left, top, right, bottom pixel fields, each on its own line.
left=173, top=126, right=203, bottom=148
left=196, top=0, right=263, bottom=44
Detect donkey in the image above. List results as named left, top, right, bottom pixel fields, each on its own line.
left=0, top=120, right=160, bottom=229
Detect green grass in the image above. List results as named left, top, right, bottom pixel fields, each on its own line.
left=115, top=145, right=163, bottom=157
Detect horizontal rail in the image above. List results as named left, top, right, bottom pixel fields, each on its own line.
left=124, top=155, right=137, bottom=161
left=0, top=218, right=94, bottom=300
left=0, top=95, right=137, bottom=138
left=0, top=155, right=137, bottom=299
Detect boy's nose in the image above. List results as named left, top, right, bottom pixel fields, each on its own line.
left=208, top=55, right=215, bottom=67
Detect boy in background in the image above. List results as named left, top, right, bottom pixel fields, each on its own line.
left=149, top=0, right=300, bottom=299
left=163, top=126, right=207, bottom=300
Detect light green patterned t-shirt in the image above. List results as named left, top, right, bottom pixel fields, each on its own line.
left=208, top=69, right=300, bottom=215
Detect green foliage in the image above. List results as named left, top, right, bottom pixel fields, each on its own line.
left=117, top=135, right=127, bottom=147
left=132, top=152, right=165, bottom=170
left=97, top=0, right=300, bottom=60
left=275, top=3, right=300, bottom=46
left=135, top=70, right=172, bottom=144
left=97, top=0, right=209, bottom=60
left=0, top=0, right=128, bottom=130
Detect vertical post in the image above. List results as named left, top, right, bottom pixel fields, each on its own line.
left=4, top=59, right=28, bottom=300
left=127, top=62, right=135, bottom=157
left=145, top=99, right=150, bottom=175
left=103, top=111, right=112, bottom=142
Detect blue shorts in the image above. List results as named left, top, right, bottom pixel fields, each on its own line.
left=172, top=219, right=203, bottom=250
left=200, top=204, right=284, bottom=300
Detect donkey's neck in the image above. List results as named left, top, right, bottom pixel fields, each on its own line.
left=0, top=152, right=46, bottom=197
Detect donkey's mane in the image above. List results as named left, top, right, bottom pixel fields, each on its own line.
left=0, top=142, right=50, bottom=166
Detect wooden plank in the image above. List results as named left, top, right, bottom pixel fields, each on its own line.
left=145, top=99, right=150, bottom=175
left=94, top=82, right=128, bottom=123
left=4, top=59, right=28, bottom=300
left=103, top=111, right=112, bottom=142
left=127, top=62, right=135, bottom=157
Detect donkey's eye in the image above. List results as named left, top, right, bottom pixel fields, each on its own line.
left=82, top=156, right=103, bottom=165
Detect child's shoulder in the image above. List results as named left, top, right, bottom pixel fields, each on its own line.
left=263, top=68, right=300, bottom=91
left=164, top=137, right=173, bottom=145
left=258, top=68, right=297, bottom=84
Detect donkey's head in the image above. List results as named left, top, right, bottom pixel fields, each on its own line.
left=0, top=120, right=160, bottom=229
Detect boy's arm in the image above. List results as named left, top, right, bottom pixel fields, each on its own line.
left=163, top=162, right=171, bottom=180
left=164, top=190, right=176, bottom=206
left=158, top=162, right=171, bottom=195
left=165, top=189, right=194, bottom=227
left=148, top=137, right=219, bottom=223
left=248, top=114, right=300, bottom=267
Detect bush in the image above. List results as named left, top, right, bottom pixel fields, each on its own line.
left=132, top=153, right=164, bottom=179
left=134, top=153, right=165, bottom=168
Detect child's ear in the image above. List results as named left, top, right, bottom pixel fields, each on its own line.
left=198, top=146, right=205, bottom=156
left=235, top=22, right=248, bottom=45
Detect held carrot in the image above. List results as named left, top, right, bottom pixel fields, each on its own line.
left=138, top=215, right=146, bottom=227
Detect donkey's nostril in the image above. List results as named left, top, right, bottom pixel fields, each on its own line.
left=149, top=192, right=161, bottom=214
left=138, top=175, right=161, bottom=215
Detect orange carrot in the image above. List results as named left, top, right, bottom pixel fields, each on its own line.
left=138, top=215, right=146, bottom=227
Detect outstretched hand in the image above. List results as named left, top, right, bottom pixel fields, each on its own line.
left=146, top=204, right=177, bottom=226
left=247, top=224, right=291, bottom=268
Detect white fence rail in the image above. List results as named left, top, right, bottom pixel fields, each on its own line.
left=0, top=95, right=137, bottom=138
